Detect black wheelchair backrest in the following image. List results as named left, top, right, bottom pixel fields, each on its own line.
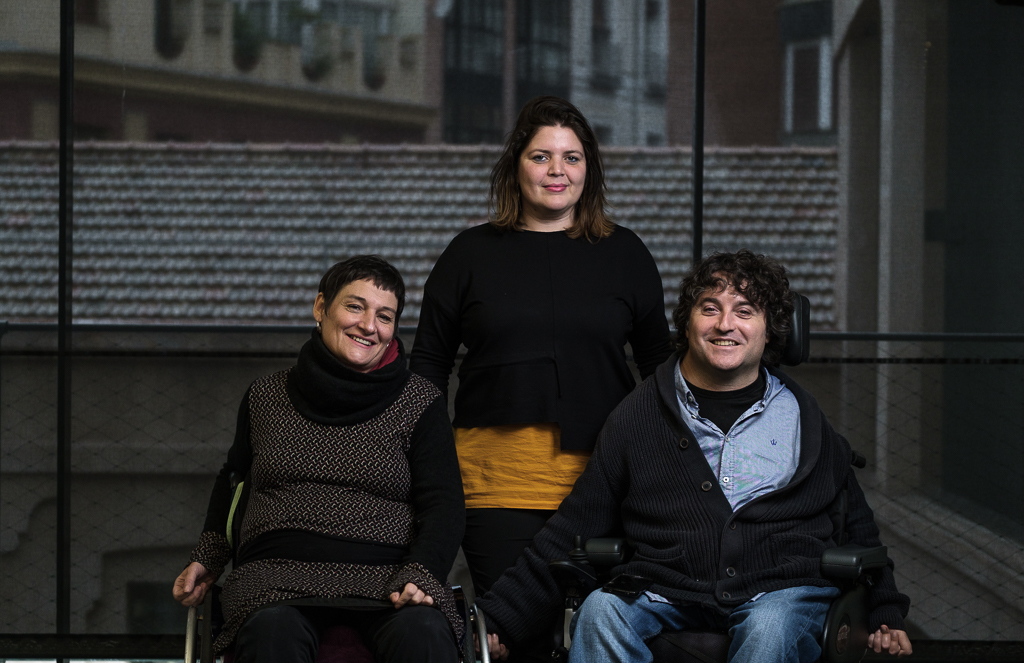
left=780, top=292, right=811, bottom=367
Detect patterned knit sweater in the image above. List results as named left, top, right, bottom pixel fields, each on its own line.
left=475, top=354, right=910, bottom=648
left=189, top=334, right=465, bottom=652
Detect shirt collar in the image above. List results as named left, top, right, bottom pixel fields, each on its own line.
left=674, top=361, right=778, bottom=415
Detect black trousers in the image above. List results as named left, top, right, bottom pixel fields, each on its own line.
left=234, top=603, right=458, bottom=663
left=462, top=508, right=556, bottom=663
left=461, top=508, right=555, bottom=596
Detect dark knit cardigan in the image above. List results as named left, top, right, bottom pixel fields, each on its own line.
left=189, top=334, right=466, bottom=652
left=410, top=222, right=673, bottom=451
left=474, top=354, right=910, bottom=647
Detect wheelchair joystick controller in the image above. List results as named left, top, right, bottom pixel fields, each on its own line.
left=569, top=536, right=588, bottom=563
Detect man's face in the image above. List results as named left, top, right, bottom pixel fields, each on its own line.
left=680, top=278, right=768, bottom=390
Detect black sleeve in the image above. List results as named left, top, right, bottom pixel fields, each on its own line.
left=409, top=249, right=463, bottom=403
left=201, top=387, right=254, bottom=535
left=624, top=235, right=673, bottom=379
left=403, top=395, right=466, bottom=582
left=844, top=470, right=911, bottom=632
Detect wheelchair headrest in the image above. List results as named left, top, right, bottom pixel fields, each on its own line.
left=780, top=292, right=810, bottom=367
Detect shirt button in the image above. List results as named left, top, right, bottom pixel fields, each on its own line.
left=679, top=438, right=689, bottom=449
left=722, top=477, right=730, bottom=483
left=701, top=481, right=712, bottom=491
left=726, top=567, right=736, bottom=577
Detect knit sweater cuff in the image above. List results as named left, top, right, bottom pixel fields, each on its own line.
left=869, top=604, right=907, bottom=633
left=387, top=562, right=466, bottom=643
left=189, top=531, right=231, bottom=580
left=477, top=604, right=515, bottom=646
left=473, top=595, right=528, bottom=650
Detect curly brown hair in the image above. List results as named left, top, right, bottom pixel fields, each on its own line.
left=489, top=96, right=613, bottom=241
left=672, top=250, right=794, bottom=365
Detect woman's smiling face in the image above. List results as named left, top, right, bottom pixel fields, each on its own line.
left=517, top=124, right=587, bottom=231
left=313, top=279, right=398, bottom=372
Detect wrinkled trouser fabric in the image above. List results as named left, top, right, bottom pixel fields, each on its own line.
left=568, top=585, right=840, bottom=663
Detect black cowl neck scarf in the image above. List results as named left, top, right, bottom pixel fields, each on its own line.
left=286, top=329, right=410, bottom=427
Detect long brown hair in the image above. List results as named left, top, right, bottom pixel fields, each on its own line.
left=490, top=96, right=613, bottom=241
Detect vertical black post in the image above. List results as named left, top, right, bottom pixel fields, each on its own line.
left=0, top=322, right=5, bottom=522
left=691, top=0, right=706, bottom=266
left=57, top=0, right=74, bottom=645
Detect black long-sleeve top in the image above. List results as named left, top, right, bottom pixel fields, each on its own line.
left=410, top=223, right=673, bottom=451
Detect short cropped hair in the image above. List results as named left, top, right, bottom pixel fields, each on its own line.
left=318, top=255, right=406, bottom=320
left=672, top=250, right=793, bottom=365
left=490, top=95, right=613, bottom=241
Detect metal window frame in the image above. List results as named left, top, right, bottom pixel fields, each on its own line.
left=11, top=0, right=1019, bottom=658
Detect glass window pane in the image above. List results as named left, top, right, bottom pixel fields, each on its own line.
left=0, top=3, right=60, bottom=634
left=705, top=0, right=1024, bottom=644
left=52, top=1, right=685, bottom=635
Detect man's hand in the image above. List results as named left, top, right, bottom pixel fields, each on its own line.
left=473, top=632, right=509, bottom=661
left=389, top=582, right=434, bottom=608
left=869, top=625, right=912, bottom=657
left=172, top=562, right=216, bottom=607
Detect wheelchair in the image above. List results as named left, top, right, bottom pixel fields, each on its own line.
left=534, top=292, right=887, bottom=663
left=184, top=584, right=490, bottom=663
left=546, top=534, right=888, bottom=663
left=183, top=466, right=489, bottom=663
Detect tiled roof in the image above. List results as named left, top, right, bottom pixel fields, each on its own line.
left=0, top=142, right=838, bottom=328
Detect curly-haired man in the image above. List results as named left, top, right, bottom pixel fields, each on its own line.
left=475, top=250, right=912, bottom=663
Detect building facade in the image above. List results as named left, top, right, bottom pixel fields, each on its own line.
left=0, top=0, right=442, bottom=143
left=440, top=0, right=669, bottom=146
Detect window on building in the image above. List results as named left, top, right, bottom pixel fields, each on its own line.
left=778, top=0, right=832, bottom=138
left=240, top=0, right=272, bottom=40
left=590, top=0, right=618, bottom=91
left=643, top=0, right=666, bottom=99
left=443, top=0, right=505, bottom=143
left=783, top=37, right=831, bottom=134
left=274, top=0, right=304, bottom=45
left=331, top=1, right=395, bottom=90
left=155, top=0, right=191, bottom=60
left=516, top=0, right=570, bottom=105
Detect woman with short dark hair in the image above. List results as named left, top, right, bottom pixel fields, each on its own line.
left=174, top=255, right=464, bottom=663
left=410, top=96, right=673, bottom=641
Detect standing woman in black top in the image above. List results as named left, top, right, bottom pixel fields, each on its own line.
left=410, top=97, right=672, bottom=614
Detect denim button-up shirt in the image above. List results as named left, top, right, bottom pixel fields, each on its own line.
left=675, top=363, right=801, bottom=511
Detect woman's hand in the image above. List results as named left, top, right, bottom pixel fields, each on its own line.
left=389, top=582, right=434, bottom=608
left=172, top=562, right=216, bottom=607
left=868, top=625, right=913, bottom=657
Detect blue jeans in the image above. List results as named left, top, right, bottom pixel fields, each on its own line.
left=568, top=585, right=840, bottom=663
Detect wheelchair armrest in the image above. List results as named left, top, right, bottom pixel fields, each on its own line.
left=584, top=537, right=629, bottom=570
left=550, top=537, right=630, bottom=597
left=820, top=544, right=888, bottom=580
